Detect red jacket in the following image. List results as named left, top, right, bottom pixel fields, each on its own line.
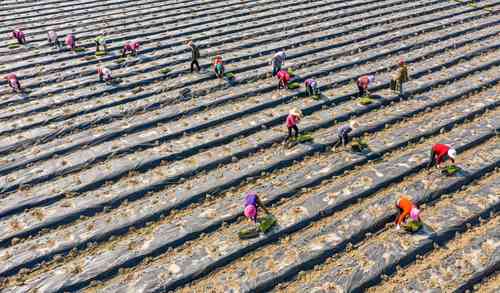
left=357, top=76, right=370, bottom=89
left=432, top=144, right=451, bottom=164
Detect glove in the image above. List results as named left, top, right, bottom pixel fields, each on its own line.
left=396, top=225, right=400, bottom=230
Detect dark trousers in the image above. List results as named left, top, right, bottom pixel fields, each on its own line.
left=427, top=149, right=437, bottom=168
left=215, top=65, right=224, bottom=78
left=278, top=79, right=288, bottom=90
left=286, top=125, right=299, bottom=141
left=334, top=133, right=349, bottom=148
left=306, top=85, right=317, bottom=96
left=358, top=84, right=366, bottom=97
left=191, top=59, right=200, bottom=72
left=49, top=39, right=61, bottom=48
left=272, top=64, right=281, bottom=77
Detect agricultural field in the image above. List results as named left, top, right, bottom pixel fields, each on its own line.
left=0, top=0, right=499, bottom=292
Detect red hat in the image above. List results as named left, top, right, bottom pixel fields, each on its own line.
left=399, top=59, right=405, bottom=65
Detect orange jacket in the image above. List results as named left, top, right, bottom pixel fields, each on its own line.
left=395, top=197, right=414, bottom=225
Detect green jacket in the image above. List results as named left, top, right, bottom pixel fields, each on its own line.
left=95, top=36, right=106, bottom=44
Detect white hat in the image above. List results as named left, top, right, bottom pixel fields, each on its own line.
left=368, top=75, right=375, bottom=83
left=447, top=148, right=457, bottom=159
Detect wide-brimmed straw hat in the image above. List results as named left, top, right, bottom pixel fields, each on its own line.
left=289, top=108, right=302, bottom=117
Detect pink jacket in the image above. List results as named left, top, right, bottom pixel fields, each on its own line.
left=277, top=70, right=290, bottom=82
left=4, top=74, right=19, bottom=89
left=286, top=114, right=300, bottom=128
left=12, top=30, right=25, bottom=40
left=65, top=34, right=75, bottom=48
left=124, top=41, right=140, bottom=51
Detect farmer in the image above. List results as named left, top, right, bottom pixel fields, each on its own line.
left=95, top=34, right=107, bottom=53
left=271, top=50, right=286, bottom=76
left=304, top=78, right=318, bottom=96
left=97, top=66, right=112, bottom=82
left=65, top=33, right=76, bottom=50
left=285, top=108, right=302, bottom=142
left=47, top=30, right=61, bottom=48
left=4, top=74, right=21, bottom=92
left=244, top=191, right=270, bottom=224
left=212, top=54, right=224, bottom=79
left=428, top=143, right=457, bottom=169
left=121, top=41, right=140, bottom=57
left=12, top=29, right=26, bottom=44
left=357, top=74, right=375, bottom=98
left=333, top=121, right=358, bottom=149
left=187, top=40, right=201, bottom=72
left=392, top=60, right=409, bottom=95
left=276, top=69, right=290, bottom=90
left=395, top=196, right=422, bottom=231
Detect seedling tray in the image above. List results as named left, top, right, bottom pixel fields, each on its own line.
left=295, top=133, right=314, bottom=143
left=238, top=226, right=260, bottom=239
left=160, top=68, right=172, bottom=74
left=258, top=215, right=277, bottom=233
left=442, top=164, right=460, bottom=176
left=403, top=220, right=423, bottom=233
left=288, top=82, right=300, bottom=90
left=351, top=138, right=368, bottom=152
left=359, top=96, right=374, bottom=105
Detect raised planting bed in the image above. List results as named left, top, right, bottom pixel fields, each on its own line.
left=84, top=55, right=96, bottom=61
left=294, top=132, right=314, bottom=143
left=115, top=59, right=126, bottom=64
left=95, top=51, right=107, bottom=57
left=8, top=44, right=20, bottom=49
left=287, top=68, right=296, bottom=77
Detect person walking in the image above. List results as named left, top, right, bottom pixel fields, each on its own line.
left=187, top=40, right=201, bottom=72
left=392, top=60, right=409, bottom=95
left=271, top=50, right=286, bottom=76
left=285, top=108, right=302, bottom=142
